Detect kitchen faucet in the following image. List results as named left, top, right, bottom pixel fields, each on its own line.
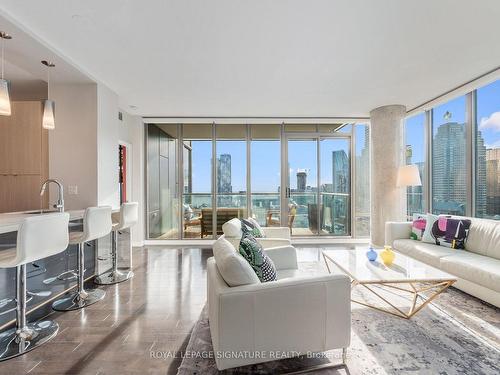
left=40, top=179, right=65, bottom=212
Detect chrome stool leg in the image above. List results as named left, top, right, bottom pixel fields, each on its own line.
left=94, top=231, right=134, bottom=285
left=52, top=243, right=105, bottom=311
left=0, top=265, right=58, bottom=361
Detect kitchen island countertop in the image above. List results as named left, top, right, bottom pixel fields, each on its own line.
left=0, top=209, right=119, bottom=234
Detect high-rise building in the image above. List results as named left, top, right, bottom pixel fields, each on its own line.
left=486, top=148, right=500, bottom=218
left=432, top=122, right=487, bottom=215
left=432, top=122, right=467, bottom=215
left=476, top=133, right=487, bottom=216
left=332, top=150, right=349, bottom=193
left=296, top=169, right=307, bottom=192
left=217, top=154, right=232, bottom=193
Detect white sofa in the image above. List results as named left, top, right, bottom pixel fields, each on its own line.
left=222, top=217, right=291, bottom=249
left=385, top=217, right=500, bottom=307
left=208, top=237, right=351, bottom=370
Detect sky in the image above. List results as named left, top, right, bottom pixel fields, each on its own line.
left=188, top=126, right=366, bottom=193
left=477, top=80, right=500, bottom=149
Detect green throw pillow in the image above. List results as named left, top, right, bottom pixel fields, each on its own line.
left=238, top=234, right=277, bottom=282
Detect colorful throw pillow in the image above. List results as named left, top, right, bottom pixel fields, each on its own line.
left=422, top=214, right=471, bottom=249
left=238, top=234, right=277, bottom=282
left=240, top=218, right=265, bottom=238
left=410, top=214, right=427, bottom=241
left=433, top=216, right=471, bottom=249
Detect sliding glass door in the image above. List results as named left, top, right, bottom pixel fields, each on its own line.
left=146, top=123, right=365, bottom=240
left=284, top=135, right=351, bottom=236
left=286, top=139, right=318, bottom=236
left=215, top=125, right=247, bottom=236
left=182, top=124, right=213, bottom=239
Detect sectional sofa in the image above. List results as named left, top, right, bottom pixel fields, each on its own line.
left=385, top=217, right=500, bottom=307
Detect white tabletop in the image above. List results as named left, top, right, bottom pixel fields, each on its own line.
left=322, top=248, right=456, bottom=283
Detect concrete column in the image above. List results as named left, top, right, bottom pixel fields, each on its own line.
left=370, top=105, right=407, bottom=246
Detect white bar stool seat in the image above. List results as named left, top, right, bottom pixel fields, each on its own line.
left=52, top=206, right=112, bottom=311
left=95, top=202, right=138, bottom=285
left=0, top=213, right=70, bottom=361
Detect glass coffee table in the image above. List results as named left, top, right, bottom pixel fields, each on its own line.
left=322, top=248, right=456, bottom=319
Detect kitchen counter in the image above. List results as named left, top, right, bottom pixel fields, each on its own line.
left=0, top=209, right=118, bottom=234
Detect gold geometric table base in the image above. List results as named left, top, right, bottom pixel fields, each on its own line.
left=350, top=280, right=455, bottom=319
left=322, top=252, right=456, bottom=319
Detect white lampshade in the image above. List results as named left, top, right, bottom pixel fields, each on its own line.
left=397, top=164, right=422, bottom=187
left=0, top=78, right=11, bottom=116
left=42, top=99, right=55, bottom=130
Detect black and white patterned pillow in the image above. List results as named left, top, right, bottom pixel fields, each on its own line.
left=240, top=218, right=265, bottom=238
left=238, top=234, right=277, bottom=282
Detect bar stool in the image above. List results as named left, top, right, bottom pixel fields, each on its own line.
left=95, top=202, right=138, bottom=285
left=52, top=206, right=112, bottom=311
left=0, top=213, right=70, bottom=361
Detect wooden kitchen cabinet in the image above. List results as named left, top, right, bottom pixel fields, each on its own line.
left=0, top=101, right=45, bottom=174
left=0, top=175, right=12, bottom=212
left=0, top=101, right=48, bottom=213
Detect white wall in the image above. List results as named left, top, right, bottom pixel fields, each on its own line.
left=119, top=111, right=145, bottom=246
left=97, top=83, right=120, bottom=209
left=48, top=83, right=98, bottom=210
left=48, top=82, right=145, bottom=244
left=96, top=85, right=145, bottom=245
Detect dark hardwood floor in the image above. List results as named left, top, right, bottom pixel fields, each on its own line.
left=0, top=246, right=213, bottom=375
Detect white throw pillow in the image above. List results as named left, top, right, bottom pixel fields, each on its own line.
left=221, top=218, right=242, bottom=238
left=422, top=213, right=439, bottom=244
left=213, top=237, right=260, bottom=286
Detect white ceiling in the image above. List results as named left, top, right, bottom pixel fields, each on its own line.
left=0, top=12, right=92, bottom=84
left=0, top=0, right=499, bottom=117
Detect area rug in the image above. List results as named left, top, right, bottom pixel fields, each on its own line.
left=176, top=285, right=500, bottom=374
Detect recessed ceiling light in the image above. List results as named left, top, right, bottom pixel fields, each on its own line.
left=129, top=105, right=137, bottom=110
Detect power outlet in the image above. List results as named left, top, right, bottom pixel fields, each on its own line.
left=68, top=185, right=78, bottom=195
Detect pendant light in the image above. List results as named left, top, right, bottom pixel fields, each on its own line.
left=41, top=60, right=55, bottom=129
left=0, top=31, right=12, bottom=116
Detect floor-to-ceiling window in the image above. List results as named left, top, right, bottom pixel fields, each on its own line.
left=146, top=122, right=371, bottom=239
left=250, top=125, right=281, bottom=227
left=475, top=80, right=500, bottom=219
left=182, top=124, right=213, bottom=238
left=404, top=113, right=426, bottom=218
left=432, top=96, right=467, bottom=216
left=402, top=78, right=499, bottom=221
left=215, top=125, right=247, bottom=235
